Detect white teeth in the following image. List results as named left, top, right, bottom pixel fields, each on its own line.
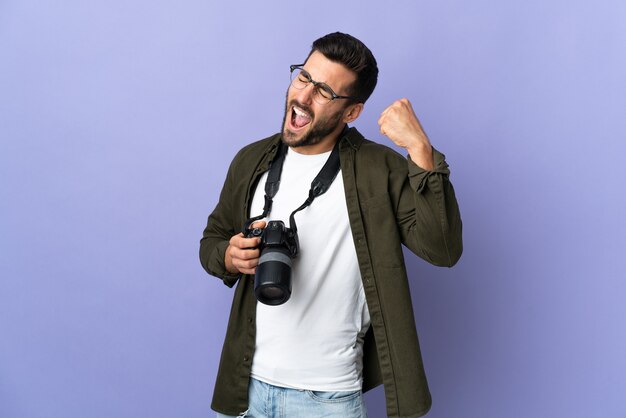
left=293, top=106, right=309, bottom=117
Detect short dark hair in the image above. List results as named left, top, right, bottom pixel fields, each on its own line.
left=306, top=32, right=378, bottom=104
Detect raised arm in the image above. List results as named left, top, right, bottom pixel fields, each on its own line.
left=379, top=98, right=463, bottom=266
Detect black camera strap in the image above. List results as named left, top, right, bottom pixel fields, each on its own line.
left=288, top=140, right=341, bottom=233
left=243, top=142, right=288, bottom=228
left=244, top=134, right=342, bottom=233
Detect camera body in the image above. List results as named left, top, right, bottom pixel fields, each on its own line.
left=244, top=220, right=299, bottom=305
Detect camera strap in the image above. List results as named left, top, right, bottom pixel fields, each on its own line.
left=288, top=139, right=341, bottom=233
left=244, top=131, right=342, bottom=233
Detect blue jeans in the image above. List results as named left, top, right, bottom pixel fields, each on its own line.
left=216, top=377, right=367, bottom=418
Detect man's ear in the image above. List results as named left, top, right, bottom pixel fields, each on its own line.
left=343, top=103, right=364, bottom=123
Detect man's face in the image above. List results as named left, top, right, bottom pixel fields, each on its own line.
left=281, top=51, right=357, bottom=150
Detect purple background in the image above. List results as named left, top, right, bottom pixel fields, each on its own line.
left=1, top=1, right=625, bottom=417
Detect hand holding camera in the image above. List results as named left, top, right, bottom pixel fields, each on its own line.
left=225, top=220, right=267, bottom=275
left=243, top=220, right=299, bottom=306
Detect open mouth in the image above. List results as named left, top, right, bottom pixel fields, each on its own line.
left=290, top=105, right=312, bottom=130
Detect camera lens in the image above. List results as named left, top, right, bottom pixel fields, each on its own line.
left=254, top=249, right=292, bottom=305
left=257, top=286, right=285, bottom=301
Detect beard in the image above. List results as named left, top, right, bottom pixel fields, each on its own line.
left=281, top=93, right=345, bottom=149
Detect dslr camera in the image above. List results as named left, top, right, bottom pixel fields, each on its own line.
left=244, top=220, right=299, bottom=305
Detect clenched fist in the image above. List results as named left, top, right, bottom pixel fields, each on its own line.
left=378, top=98, right=434, bottom=170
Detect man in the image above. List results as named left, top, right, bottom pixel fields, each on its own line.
left=200, top=32, right=462, bottom=418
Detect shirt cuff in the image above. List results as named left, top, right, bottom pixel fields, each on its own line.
left=407, top=147, right=451, bottom=193
left=211, top=240, right=242, bottom=287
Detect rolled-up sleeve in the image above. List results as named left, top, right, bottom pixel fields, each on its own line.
left=396, top=148, right=463, bottom=267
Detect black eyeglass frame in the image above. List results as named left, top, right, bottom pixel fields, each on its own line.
left=289, top=64, right=356, bottom=103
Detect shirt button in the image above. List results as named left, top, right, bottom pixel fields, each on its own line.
left=248, top=317, right=253, bottom=323
left=243, top=356, right=249, bottom=362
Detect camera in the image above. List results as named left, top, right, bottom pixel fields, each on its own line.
left=244, top=220, right=299, bottom=305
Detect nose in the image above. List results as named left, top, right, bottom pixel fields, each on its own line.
left=291, top=83, right=315, bottom=106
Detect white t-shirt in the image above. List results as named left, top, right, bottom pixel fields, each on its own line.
left=249, top=147, right=371, bottom=392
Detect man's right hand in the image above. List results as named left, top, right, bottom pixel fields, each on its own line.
left=225, top=221, right=266, bottom=275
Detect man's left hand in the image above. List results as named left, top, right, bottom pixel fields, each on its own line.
left=378, top=98, right=435, bottom=170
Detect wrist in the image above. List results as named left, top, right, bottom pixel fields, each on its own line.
left=407, top=143, right=434, bottom=171
left=224, top=245, right=238, bottom=274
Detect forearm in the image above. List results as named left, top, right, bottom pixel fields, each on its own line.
left=406, top=142, right=434, bottom=172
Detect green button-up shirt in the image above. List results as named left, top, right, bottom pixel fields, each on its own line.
left=200, top=127, right=462, bottom=418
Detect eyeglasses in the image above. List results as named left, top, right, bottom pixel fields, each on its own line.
left=289, top=64, right=355, bottom=105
